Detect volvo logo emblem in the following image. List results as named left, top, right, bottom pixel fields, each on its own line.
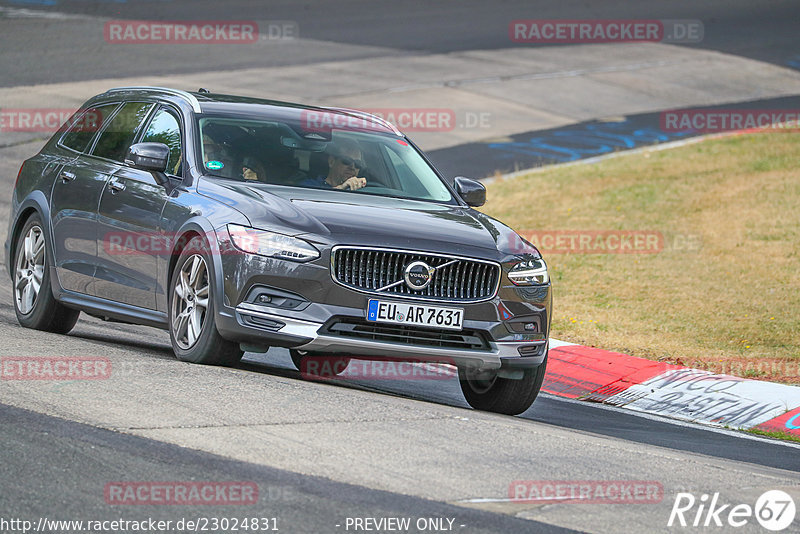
left=404, top=261, right=435, bottom=291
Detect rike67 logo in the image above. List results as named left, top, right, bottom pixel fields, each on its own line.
left=668, top=490, right=796, bottom=531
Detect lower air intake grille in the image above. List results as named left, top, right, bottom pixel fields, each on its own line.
left=323, top=318, right=490, bottom=351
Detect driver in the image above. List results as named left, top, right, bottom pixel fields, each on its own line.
left=300, top=138, right=367, bottom=191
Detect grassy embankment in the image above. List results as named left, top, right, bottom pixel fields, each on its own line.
left=482, top=132, right=799, bottom=383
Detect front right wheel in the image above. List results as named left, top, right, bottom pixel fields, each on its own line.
left=458, top=355, right=548, bottom=415
left=168, top=236, right=242, bottom=366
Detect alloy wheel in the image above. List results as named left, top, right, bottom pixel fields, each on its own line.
left=171, top=254, right=210, bottom=349
left=14, top=225, right=45, bottom=315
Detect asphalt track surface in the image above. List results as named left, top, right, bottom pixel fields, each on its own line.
left=239, top=351, right=800, bottom=473
left=1, top=1, right=800, bottom=533
left=1, top=0, right=798, bottom=87
left=429, top=94, right=800, bottom=178
left=0, top=403, right=576, bottom=534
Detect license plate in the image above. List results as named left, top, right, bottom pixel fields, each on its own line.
left=367, top=299, right=464, bottom=331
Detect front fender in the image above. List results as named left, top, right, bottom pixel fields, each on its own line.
left=6, top=192, right=53, bottom=283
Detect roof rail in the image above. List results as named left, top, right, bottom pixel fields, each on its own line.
left=324, top=106, right=403, bottom=136
left=104, top=86, right=202, bottom=113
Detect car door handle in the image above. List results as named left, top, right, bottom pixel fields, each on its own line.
left=59, top=171, right=76, bottom=182
left=108, top=180, right=126, bottom=193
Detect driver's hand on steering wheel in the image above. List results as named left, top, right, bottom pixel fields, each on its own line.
left=335, top=176, right=367, bottom=191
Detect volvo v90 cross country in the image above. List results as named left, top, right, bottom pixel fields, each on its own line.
left=5, top=87, right=552, bottom=415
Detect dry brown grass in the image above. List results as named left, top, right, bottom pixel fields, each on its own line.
left=481, top=132, right=800, bottom=382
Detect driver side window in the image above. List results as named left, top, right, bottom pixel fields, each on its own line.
left=141, top=108, right=183, bottom=176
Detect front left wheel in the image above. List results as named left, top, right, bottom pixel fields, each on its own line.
left=458, top=355, right=548, bottom=416
left=168, top=236, right=242, bottom=366
left=13, top=214, right=79, bottom=334
left=290, top=349, right=351, bottom=377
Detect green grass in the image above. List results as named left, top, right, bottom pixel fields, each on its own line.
left=481, top=133, right=800, bottom=382
left=746, top=428, right=800, bottom=443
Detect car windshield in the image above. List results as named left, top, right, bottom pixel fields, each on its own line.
left=197, top=115, right=454, bottom=203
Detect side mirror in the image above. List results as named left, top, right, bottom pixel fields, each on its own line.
left=125, top=142, right=170, bottom=173
left=454, top=176, right=486, bottom=207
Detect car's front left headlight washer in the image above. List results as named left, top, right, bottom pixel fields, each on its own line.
left=227, top=224, right=319, bottom=262
left=508, top=257, right=549, bottom=285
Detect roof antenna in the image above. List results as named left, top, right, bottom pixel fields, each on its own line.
left=198, top=88, right=210, bottom=94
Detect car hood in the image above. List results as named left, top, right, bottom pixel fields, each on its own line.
left=201, top=181, right=534, bottom=256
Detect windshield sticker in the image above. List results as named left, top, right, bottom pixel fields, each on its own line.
left=205, top=160, right=224, bottom=170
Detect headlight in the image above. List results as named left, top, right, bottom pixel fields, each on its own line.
left=509, top=258, right=549, bottom=285
left=227, top=224, right=319, bottom=262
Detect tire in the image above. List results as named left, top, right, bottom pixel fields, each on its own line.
left=290, top=349, right=351, bottom=377
left=12, top=214, right=80, bottom=334
left=458, top=355, right=548, bottom=415
left=168, top=236, right=242, bottom=366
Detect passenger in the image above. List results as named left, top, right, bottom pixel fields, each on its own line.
left=300, top=138, right=366, bottom=191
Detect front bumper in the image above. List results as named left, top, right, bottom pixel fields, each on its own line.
left=229, top=302, right=547, bottom=370
left=213, top=239, right=552, bottom=372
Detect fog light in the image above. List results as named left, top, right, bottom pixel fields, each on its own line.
left=247, top=287, right=309, bottom=311
left=518, top=345, right=542, bottom=356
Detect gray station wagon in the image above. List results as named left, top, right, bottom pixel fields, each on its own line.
left=5, top=87, right=552, bottom=414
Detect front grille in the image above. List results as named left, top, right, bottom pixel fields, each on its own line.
left=331, top=247, right=500, bottom=302
left=324, top=318, right=490, bottom=350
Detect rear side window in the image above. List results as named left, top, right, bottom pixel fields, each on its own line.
left=91, top=101, right=154, bottom=162
left=141, top=108, right=182, bottom=175
left=60, top=103, right=119, bottom=153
